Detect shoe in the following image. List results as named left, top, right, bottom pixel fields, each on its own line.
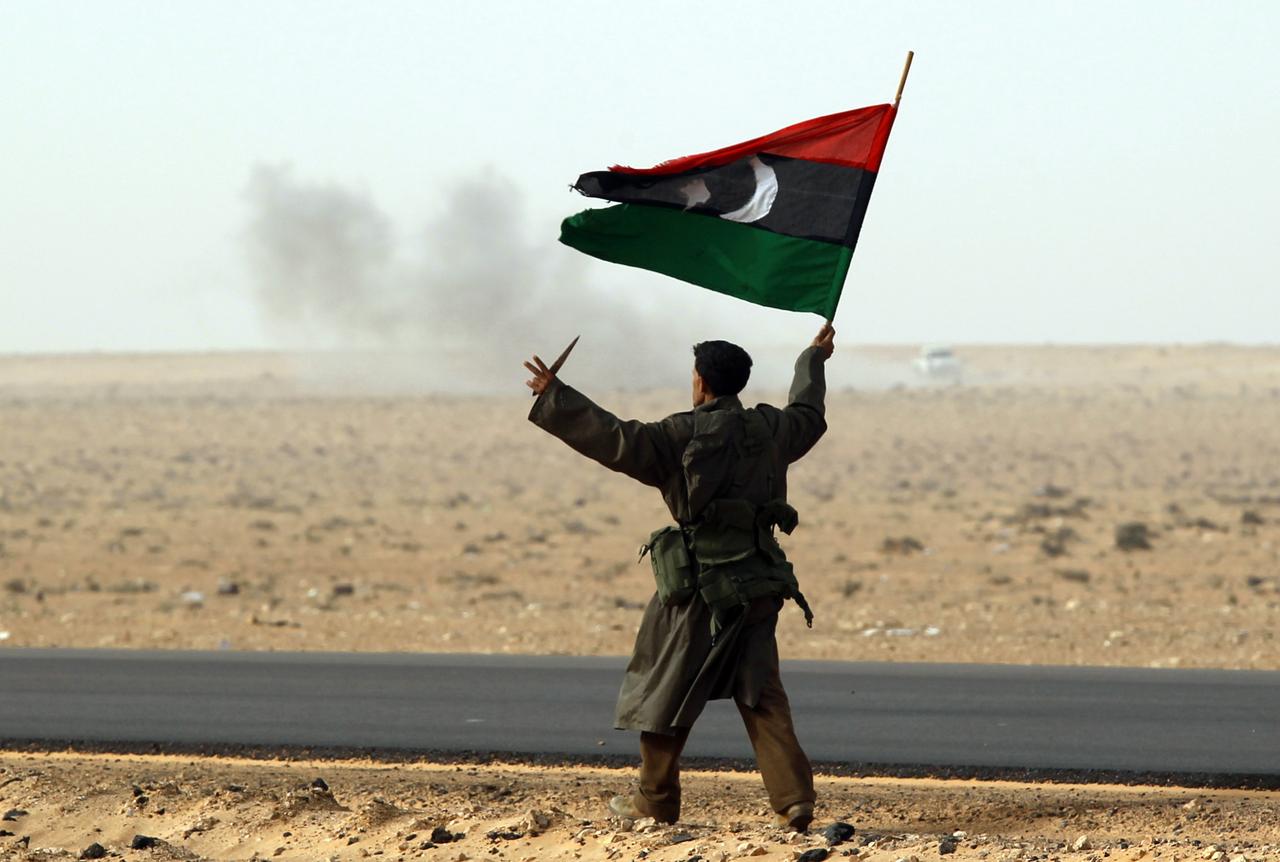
left=774, top=801, right=814, bottom=832
left=608, top=795, right=643, bottom=819
left=609, top=794, right=677, bottom=824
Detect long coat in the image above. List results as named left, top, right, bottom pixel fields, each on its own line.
left=528, top=346, right=828, bottom=734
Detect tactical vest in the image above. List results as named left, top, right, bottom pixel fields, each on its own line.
left=640, top=406, right=814, bottom=635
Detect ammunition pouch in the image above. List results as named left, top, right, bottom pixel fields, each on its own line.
left=690, top=498, right=813, bottom=633
left=639, top=526, right=697, bottom=607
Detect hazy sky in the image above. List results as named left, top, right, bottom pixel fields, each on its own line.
left=2, top=0, right=1278, bottom=354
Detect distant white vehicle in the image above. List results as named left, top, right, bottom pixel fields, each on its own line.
left=914, top=345, right=963, bottom=378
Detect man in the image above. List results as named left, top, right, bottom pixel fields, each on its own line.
left=523, top=323, right=835, bottom=831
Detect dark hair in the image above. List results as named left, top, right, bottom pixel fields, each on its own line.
left=692, top=340, right=752, bottom=397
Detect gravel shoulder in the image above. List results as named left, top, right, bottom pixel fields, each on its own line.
left=2, top=752, right=1279, bottom=862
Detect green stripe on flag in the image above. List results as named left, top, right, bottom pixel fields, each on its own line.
left=560, top=204, right=852, bottom=319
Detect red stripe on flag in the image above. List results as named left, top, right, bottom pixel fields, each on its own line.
left=611, top=104, right=896, bottom=176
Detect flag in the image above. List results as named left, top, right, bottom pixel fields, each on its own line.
left=560, top=103, right=897, bottom=319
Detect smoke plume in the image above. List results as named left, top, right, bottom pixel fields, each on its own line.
left=244, top=164, right=692, bottom=392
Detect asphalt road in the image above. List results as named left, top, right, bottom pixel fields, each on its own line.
left=2, top=649, right=1277, bottom=780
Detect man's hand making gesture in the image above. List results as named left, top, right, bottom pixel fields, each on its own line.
left=523, top=354, right=556, bottom=396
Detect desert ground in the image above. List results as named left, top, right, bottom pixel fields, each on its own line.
left=1, top=751, right=1278, bottom=862
left=1, top=345, right=1278, bottom=667
left=3, top=346, right=1280, bottom=861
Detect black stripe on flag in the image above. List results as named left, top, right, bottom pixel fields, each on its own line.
left=573, top=154, right=876, bottom=248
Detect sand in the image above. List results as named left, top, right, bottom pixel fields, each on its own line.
left=1, top=751, right=1278, bottom=862
left=2, top=346, right=1278, bottom=667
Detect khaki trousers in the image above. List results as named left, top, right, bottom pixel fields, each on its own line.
left=632, top=618, right=814, bottom=822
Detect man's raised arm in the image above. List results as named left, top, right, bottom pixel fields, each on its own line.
left=524, top=355, right=680, bottom=487
left=777, top=324, right=834, bottom=463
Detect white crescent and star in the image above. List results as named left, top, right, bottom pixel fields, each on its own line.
left=719, top=157, right=778, bottom=223
left=676, top=156, right=778, bottom=223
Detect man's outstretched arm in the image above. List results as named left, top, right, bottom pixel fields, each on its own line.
left=777, top=324, right=833, bottom=463
left=524, top=353, right=679, bottom=487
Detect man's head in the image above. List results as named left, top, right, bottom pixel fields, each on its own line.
left=691, top=340, right=752, bottom=406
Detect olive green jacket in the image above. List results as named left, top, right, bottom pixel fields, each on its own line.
left=528, top=346, right=827, bottom=733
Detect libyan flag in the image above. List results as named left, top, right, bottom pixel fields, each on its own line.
left=560, top=103, right=897, bottom=320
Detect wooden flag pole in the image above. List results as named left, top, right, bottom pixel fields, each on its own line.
left=894, top=50, right=914, bottom=108
left=824, top=51, right=913, bottom=329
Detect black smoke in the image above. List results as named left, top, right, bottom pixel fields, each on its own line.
left=243, top=164, right=693, bottom=392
